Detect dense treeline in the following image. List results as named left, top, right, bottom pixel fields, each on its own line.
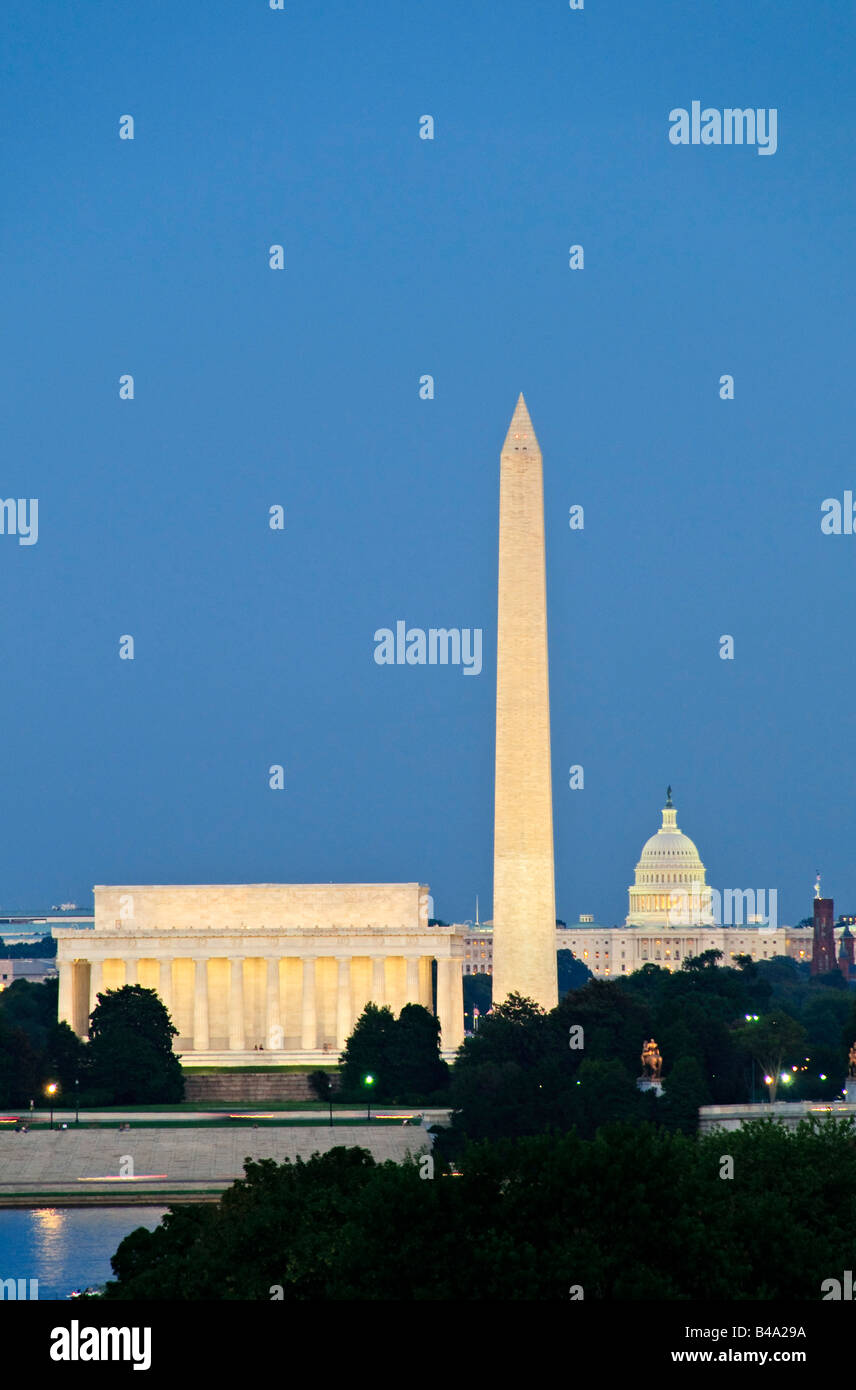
left=436, top=954, right=855, bottom=1155
left=103, top=1118, right=856, bottom=1300
left=0, top=934, right=56, bottom=958
left=89, top=949, right=856, bottom=1300
left=336, top=1002, right=449, bottom=1103
left=0, top=981, right=182, bottom=1107
left=1, top=951, right=851, bottom=1114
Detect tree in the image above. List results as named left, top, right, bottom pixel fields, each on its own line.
left=457, top=992, right=549, bottom=1071
left=306, top=1069, right=334, bottom=1100
left=44, top=1021, right=87, bottom=1094
left=843, top=999, right=856, bottom=1062
left=388, top=1003, right=449, bottom=1101
left=0, top=1015, right=41, bottom=1107
left=563, top=1058, right=646, bottom=1139
left=1, top=935, right=56, bottom=959
left=338, top=1003, right=397, bottom=1100
left=87, top=985, right=183, bottom=1104
left=660, top=1055, right=711, bottom=1134
left=339, top=1003, right=449, bottom=1103
left=0, top=977, right=59, bottom=1054
left=734, top=1011, right=807, bottom=1102
left=557, top=949, right=590, bottom=997
left=682, top=949, right=724, bottom=972
left=552, top=979, right=652, bottom=1080
left=102, top=1119, right=856, bottom=1301
left=441, top=1060, right=546, bottom=1150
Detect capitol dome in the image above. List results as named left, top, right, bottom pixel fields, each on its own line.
left=626, top=790, right=714, bottom=927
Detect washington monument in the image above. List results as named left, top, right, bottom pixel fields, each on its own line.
left=491, top=394, right=558, bottom=1010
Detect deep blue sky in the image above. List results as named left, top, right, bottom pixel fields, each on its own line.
left=1, top=1, right=853, bottom=926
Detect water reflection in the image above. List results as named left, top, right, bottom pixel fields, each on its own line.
left=0, top=1206, right=167, bottom=1300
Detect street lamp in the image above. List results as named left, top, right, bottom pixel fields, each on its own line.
left=363, top=1073, right=375, bottom=1123
left=45, top=1082, right=58, bottom=1131
left=74, top=1077, right=80, bottom=1126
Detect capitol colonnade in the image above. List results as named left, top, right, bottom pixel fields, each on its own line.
left=53, top=884, right=465, bottom=1059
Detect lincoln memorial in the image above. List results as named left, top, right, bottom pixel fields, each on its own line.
left=54, top=882, right=465, bottom=1061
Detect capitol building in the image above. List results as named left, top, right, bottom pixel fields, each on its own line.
left=624, top=788, right=715, bottom=927
left=461, top=792, right=815, bottom=979
left=563, top=792, right=813, bottom=978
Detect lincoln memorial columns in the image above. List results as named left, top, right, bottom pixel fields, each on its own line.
left=89, top=959, right=103, bottom=1017
left=336, top=956, right=352, bottom=1050
left=406, top=956, right=420, bottom=1008
left=437, top=957, right=464, bottom=1049
left=193, top=958, right=209, bottom=1051
left=159, top=958, right=173, bottom=1017
left=419, top=956, right=433, bottom=1011
left=58, top=963, right=73, bottom=1029
left=301, top=956, right=317, bottom=1050
left=266, top=956, right=281, bottom=1049
left=52, top=884, right=466, bottom=1056
left=371, top=956, right=386, bottom=1007
left=229, top=957, right=245, bottom=1051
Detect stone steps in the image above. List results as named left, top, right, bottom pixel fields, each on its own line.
left=183, top=1071, right=322, bottom=1101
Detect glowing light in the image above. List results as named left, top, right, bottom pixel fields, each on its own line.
left=77, top=1175, right=168, bottom=1182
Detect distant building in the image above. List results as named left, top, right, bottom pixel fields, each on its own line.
left=462, top=919, right=579, bottom=976
left=54, top=883, right=465, bottom=1059
left=811, top=895, right=837, bottom=975
left=0, top=914, right=93, bottom=947
left=0, top=958, right=57, bottom=989
left=463, top=928, right=493, bottom=975
left=560, top=923, right=814, bottom=978
left=625, top=790, right=714, bottom=927
left=559, top=797, right=818, bottom=978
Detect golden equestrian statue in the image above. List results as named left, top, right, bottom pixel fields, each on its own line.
left=641, top=1038, right=662, bottom=1081
left=849, top=1041, right=856, bottom=1079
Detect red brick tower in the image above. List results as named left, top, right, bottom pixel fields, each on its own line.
left=811, top=894, right=836, bottom=976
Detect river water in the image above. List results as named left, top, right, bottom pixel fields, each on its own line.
left=0, top=1207, right=168, bottom=1300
